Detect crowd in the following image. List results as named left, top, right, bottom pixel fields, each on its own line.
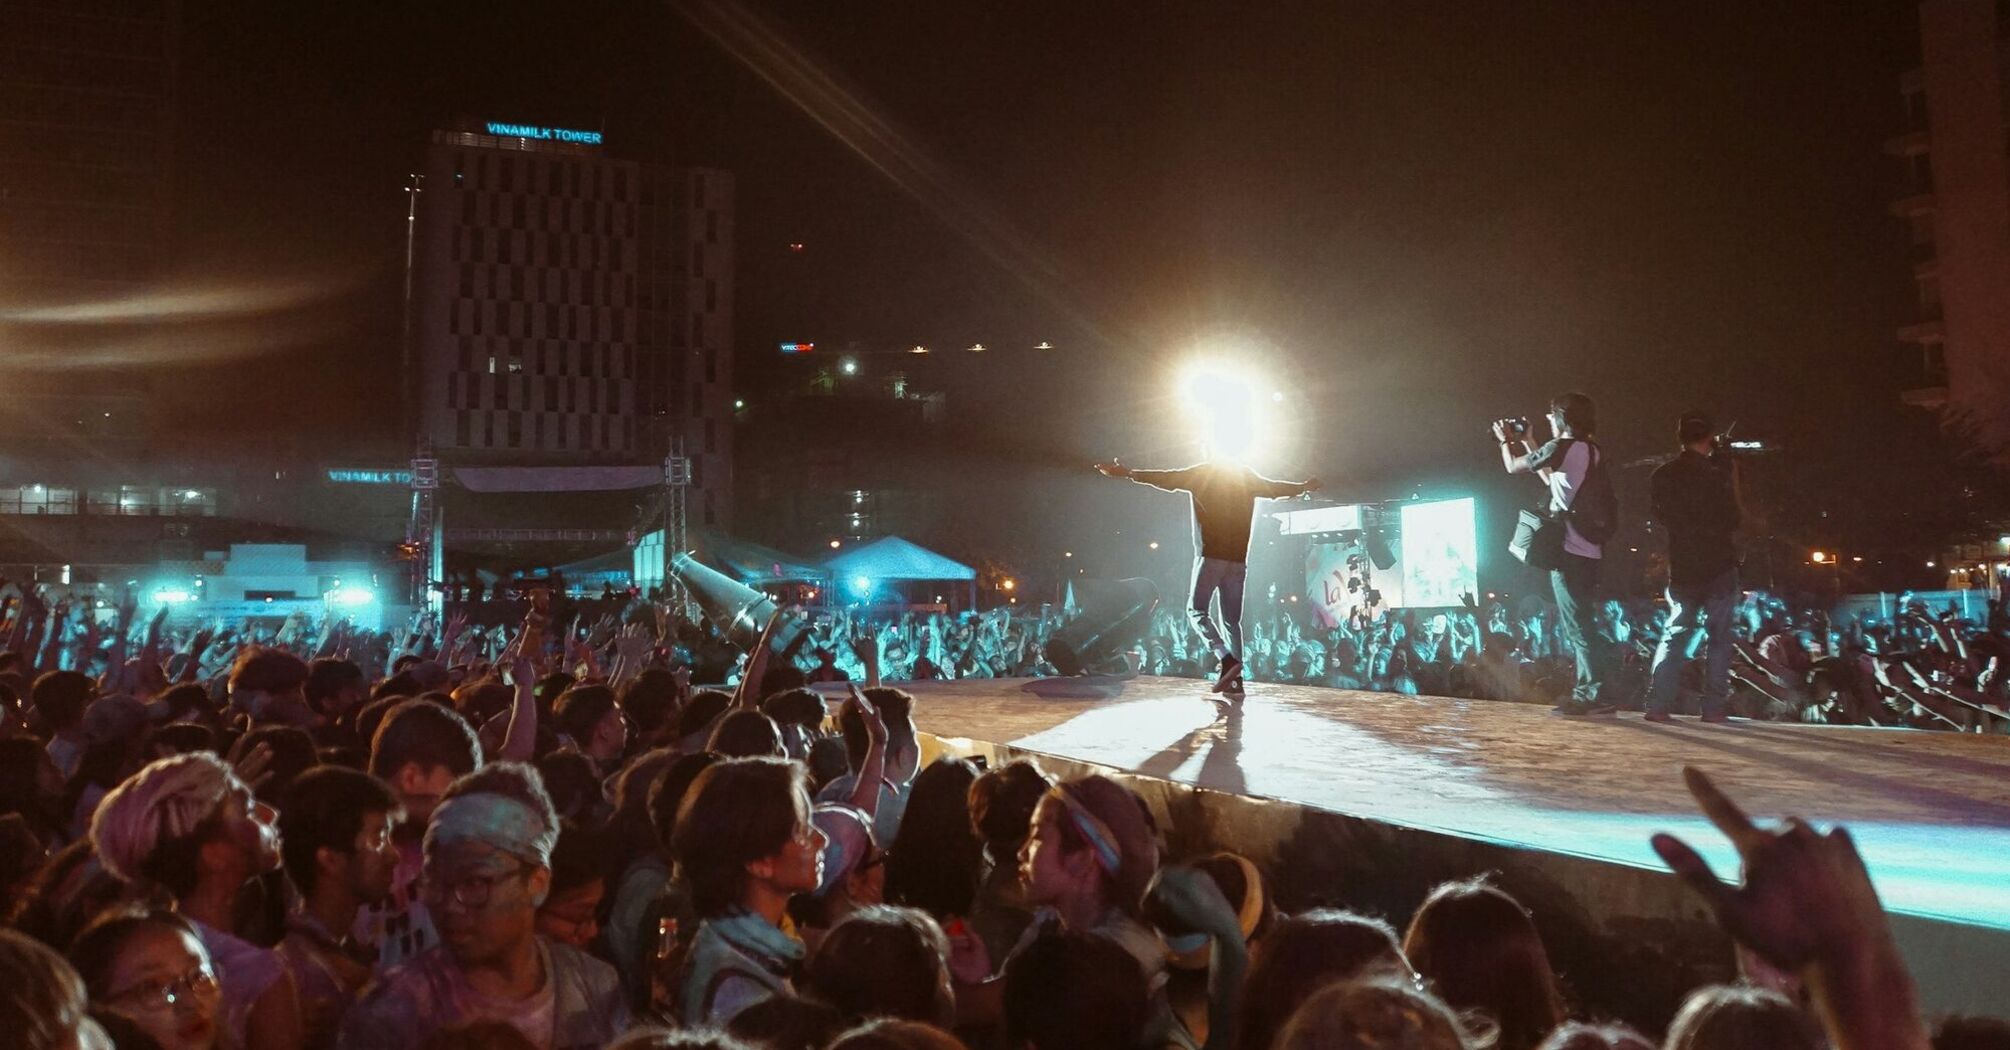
left=0, top=578, right=2004, bottom=1050
left=761, top=587, right=2010, bottom=732
left=1142, top=589, right=2010, bottom=730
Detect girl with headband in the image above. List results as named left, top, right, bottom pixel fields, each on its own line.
left=1015, top=774, right=1193, bottom=1048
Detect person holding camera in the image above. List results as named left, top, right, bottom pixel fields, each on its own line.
left=1493, top=392, right=1613, bottom=716
left=1643, top=412, right=1743, bottom=723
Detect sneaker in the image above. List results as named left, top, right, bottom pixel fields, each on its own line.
left=1211, top=657, right=1243, bottom=694
left=1643, top=710, right=1674, bottom=724
left=1699, top=712, right=1731, bottom=724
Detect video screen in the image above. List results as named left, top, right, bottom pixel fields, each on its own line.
left=1399, top=498, right=1478, bottom=608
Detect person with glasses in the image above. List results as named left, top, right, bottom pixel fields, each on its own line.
left=789, top=803, right=888, bottom=944
left=276, top=767, right=403, bottom=1050
left=89, top=753, right=302, bottom=1050
left=69, top=909, right=223, bottom=1050
left=670, top=756, right=829, bottom=1026
left=337, top=762, right=626, bottom=1050
left=533, top=820, right=610, bottom=951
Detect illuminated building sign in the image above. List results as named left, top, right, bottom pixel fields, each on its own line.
left=325, top=468, right=413, bottom=485
left=780, top=342, right=815, bottom=354
left=483, top=121, right=603, bottom=145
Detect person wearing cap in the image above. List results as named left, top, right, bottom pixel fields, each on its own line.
left=790, top=803, right=887, bottom=947
left=89, top=753, right=303, bottom=1050
left=337, top=762, right=626, bottom=1050
left=1644, top=411, right=1742, bottom=724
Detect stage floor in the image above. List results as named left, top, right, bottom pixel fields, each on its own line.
left=900, top=675, right=2010, bottom=930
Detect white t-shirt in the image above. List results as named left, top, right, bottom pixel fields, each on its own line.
left=1533, top=439, right=1602, bottom=560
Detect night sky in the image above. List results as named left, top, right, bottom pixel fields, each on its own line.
left=163, top=1, right=1926, bottom=565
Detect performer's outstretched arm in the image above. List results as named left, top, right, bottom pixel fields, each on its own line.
left=1095, top=460, right=1195, bottom=494
left=1251, top=471, right=1320, bottom=499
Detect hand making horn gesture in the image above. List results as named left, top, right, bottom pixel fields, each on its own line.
left=1650, top=766, right=1929, bottom=1050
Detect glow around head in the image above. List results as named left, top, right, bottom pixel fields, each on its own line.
left=1177, top=362, right=1267, bottom=464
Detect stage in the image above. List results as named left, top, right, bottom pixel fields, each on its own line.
left=898, top=675, right=2010, bottom=1023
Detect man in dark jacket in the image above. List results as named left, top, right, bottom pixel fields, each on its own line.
left=1096, top=459, right=1318, bottom=694
left=1644, top=412, right=1742, bottom=723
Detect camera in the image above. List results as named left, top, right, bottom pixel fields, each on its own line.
left=1505, top=417, right=1530, bottom=435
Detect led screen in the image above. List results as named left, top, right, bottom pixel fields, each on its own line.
left=1399, top=498, right=1478, bottom=608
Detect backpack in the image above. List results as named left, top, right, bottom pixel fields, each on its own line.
left=1559, top=438, right=1619, bottom=546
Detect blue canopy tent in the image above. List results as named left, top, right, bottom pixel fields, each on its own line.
left=823, top=536, right=978, bottom=610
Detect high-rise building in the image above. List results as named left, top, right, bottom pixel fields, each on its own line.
left=1890, top=1, right=2010, bottom=450
left=0, top=0, right=178, bottom=295
left=411, top=121, right=735, bottom=528
left=0, top=0, right=180, bottom=454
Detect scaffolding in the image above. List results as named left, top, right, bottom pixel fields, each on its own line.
left=663, top=440, right=692, bottom=606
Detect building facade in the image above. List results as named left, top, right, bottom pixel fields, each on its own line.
left=0, top=0, right=179, bottom=455
left=1891, top=1, right=2010, bottom=451
left=412, top=121, right=735, bottom=527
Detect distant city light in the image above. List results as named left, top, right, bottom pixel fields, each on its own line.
left=1034, top=341, right=1054, bottom=350
left=840, top=358, right=859, bottom=375
left=788, top=242, right=806, bottom=253
left=911, top=345, right=929, bottom=354
left=967, top=343, right=987, bottom=352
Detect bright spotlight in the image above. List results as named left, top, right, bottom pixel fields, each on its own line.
left=1177, top=362, right=1266, bottom=463
left=840, top=358, right=859, bottom=376
left=152, top=588, right=193, bottom=604
left=326, top=586, right=376, bottom=606
left=1811, top=551, right=1828, bottom=564
left=848, top=575, right=874, bottom=599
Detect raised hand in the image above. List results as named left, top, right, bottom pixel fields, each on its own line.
left=232, top=740, right=277, bottom=791
left=1649, top=767, right=1890, bottom=971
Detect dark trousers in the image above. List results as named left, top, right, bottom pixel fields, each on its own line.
left=1550, top=553, right=1603, bottom=704
left=1647, top=568, right=1740, bottom=717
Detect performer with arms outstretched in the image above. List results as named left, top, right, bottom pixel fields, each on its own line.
left=1095, top=458, right=1319, bottom=696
